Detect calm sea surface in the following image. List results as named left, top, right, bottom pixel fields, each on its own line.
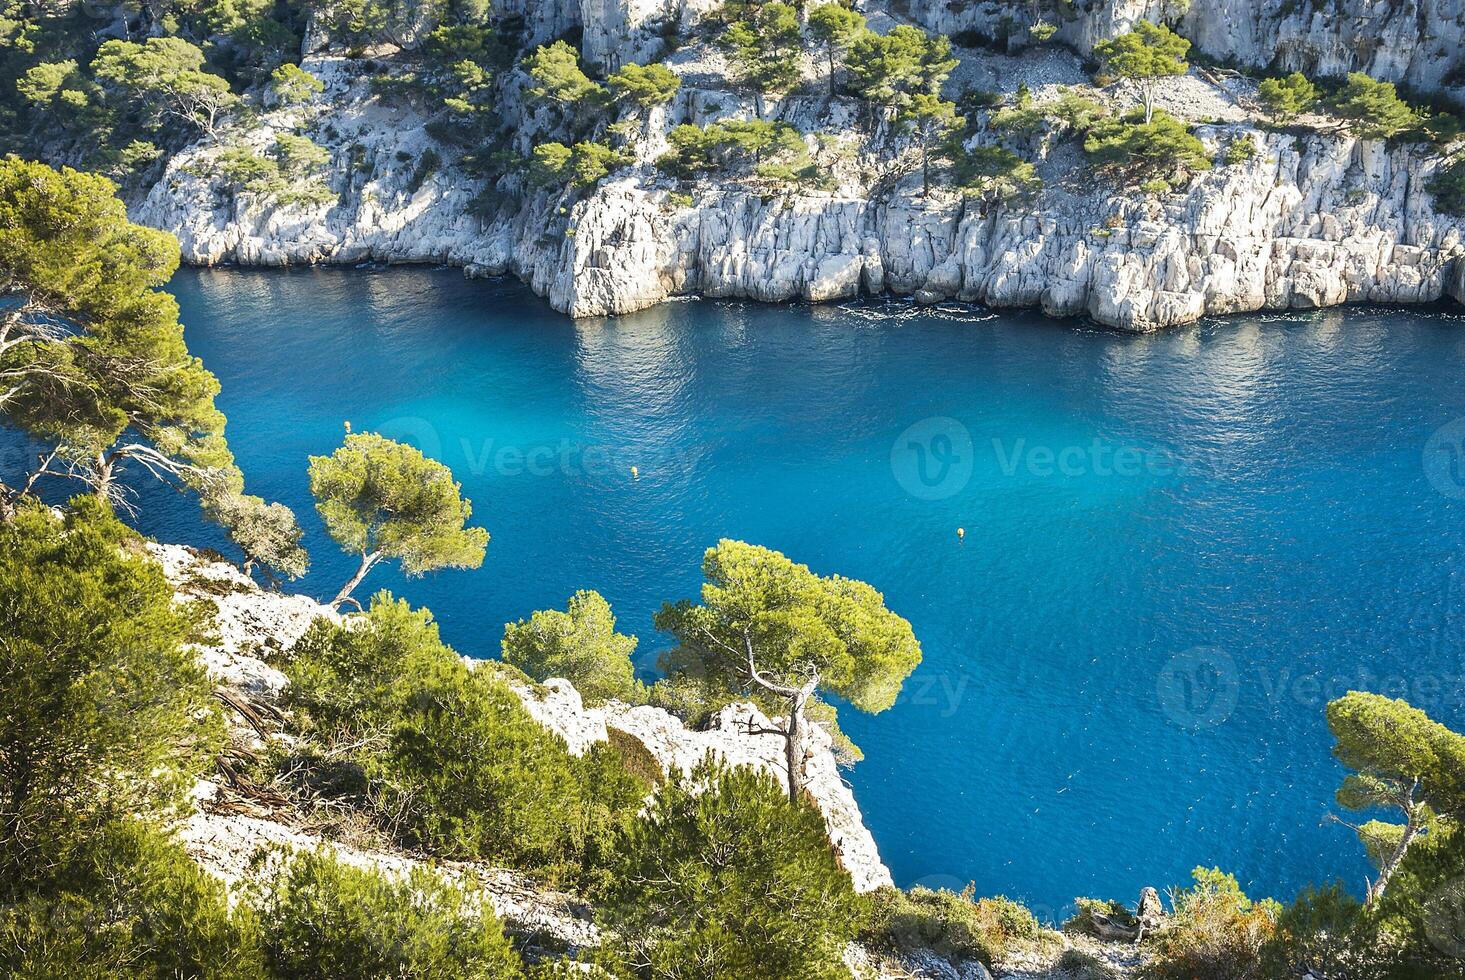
left=113, top=267, right=1465, bottom=914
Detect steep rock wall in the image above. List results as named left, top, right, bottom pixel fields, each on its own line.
left=137, top=78, right=1465, bottom=332
left=906, top=0, right=1465, bottom=95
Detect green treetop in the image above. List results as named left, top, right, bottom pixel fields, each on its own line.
left=502, top=590, right=643, bottom=703
left=601, top=758, right=863, bottom=979
left=1256, top=71, right=1319, bottom=125
left=1083, top=107, right=1212, bottom=187
left=1329, top=73, right=1418, bottom=140
left=1326, top=692, right=1465, bottom=903
left=269, top=62, right=324, bottom=105
left=204, top=490, right=310, bottom=581
left=0, top=499, right=221, bottom=890
left=606, top=61, right=680, bottom=108
left=900, top=93, right=964, bottom=194
left=655, top=540, right=922, bottom=802
left=308, top=431, right=489, bottom=608
left=808, top=2, right=868, bottom=96
left=522, top=40, right=607, bottom=121
left=846, top=24, right=958, bottom=110
left=0, top=160, right=251, bottom=515
left=719, top=1, right=804, bottom=93
left=1092, top=21, right=1190, bottom=124
left=527, top=140, right=632, bottom=191
left=91, top=37, right=238, bottom=138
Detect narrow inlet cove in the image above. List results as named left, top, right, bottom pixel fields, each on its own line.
left=119, top=267, right=1465, bottom=914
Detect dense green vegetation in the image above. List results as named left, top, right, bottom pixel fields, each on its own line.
left=502, top=589, right=645, bottom=703
left=1083, top=109, right=1212, bottom=188
left=249, top=848, right=525, bottom=978
left=0, top=499, right=220, bottom=891
left=0, top=158, right=307, bottom=576
left=10, top=5, right=1465, bottom=977
left=600, top=759, right=864, bottom=978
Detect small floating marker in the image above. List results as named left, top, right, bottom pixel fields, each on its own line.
left=956, top=527, right=965, bottom=540
left=631, top=465, right=639, bottom=480
left=344, top=420, right=352, bottom=434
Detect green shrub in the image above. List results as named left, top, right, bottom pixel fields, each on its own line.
left=990, top=85, right=1044, bottom=139
left=527, top=141, right=632, bottom=191
left=381, top=657, right=588, bottom=867
left=601, top=758, right=863, bottom=979
left=1083, top=109, right=1212, bottom=184
left=250, top=847, right=524, bottom=979
left=607, top=61, right=680, bottom=107
left=270, top=63, right=323, bottom=105
left=954, top=145, right=1042, bottom=201
left=1256, top=71, right=1318, bottom=124
left=1046, top=87, right=1108, bottom=134
left=658, top=119, right=814, bottom=184
left=1262, top=882, right=1407, bottom=980
left=862, top=885, right=1049, bottom=968
left=1330, top=72, right=1418, bottom=140
left=1223, top=135, right=1258, bottom=165
left=1428, top=157, right=1465, bottom=216
left=283, top=592, right=452, bottom=747
left=1139, top=868, right=1279, bottom=980
left=0, top=500, right=221, bottom=890
left=1, top=819, right=264, bottom=979
left=283, top=594, right=647, bottom=882
left=501, top=590, right=644, bottom=703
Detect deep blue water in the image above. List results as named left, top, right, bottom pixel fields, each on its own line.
left=77, top=268, right=1465, bottom=915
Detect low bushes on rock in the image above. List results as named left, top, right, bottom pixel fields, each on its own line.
left=600, top=758, right=863, bottom=980
left=249, top=847, right=524, bottom=979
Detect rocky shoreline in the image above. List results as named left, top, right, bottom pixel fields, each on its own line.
left=129, top=0, right=1465, bottom=332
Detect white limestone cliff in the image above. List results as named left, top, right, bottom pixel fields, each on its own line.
left=129, top=0, right=1465, bottom=332
left=905, top=0, right=1465, bottom=99
left=155, top=542, right=895, bottom=895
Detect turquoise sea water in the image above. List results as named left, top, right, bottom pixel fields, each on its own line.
left=102, top=267, right=1465, bottom=915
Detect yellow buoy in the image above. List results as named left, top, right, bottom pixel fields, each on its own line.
left=956, top=527, right=965, bottom=539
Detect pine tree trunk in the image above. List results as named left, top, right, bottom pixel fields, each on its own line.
left=784, top=687, right=810, bottom=804
left=1368, top=815, right=1423, bottom=904
left=332, top=550, right=380, bottom=609
left=92, top=451, right=114, bottom=501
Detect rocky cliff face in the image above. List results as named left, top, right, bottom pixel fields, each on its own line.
left=906, top=0, right=1465, bottom=97
left=130, top=0, right=1465, bottom=330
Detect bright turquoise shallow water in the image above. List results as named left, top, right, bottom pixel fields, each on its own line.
left=124, top=268, right=1465, bottom=914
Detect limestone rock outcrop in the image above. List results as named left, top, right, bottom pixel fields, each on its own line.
left=159, top=543, right=894, bottom=896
